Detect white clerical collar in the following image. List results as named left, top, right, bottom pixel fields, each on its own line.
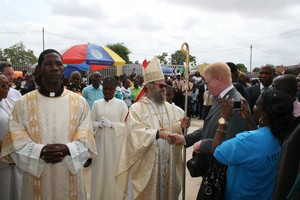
left=219, top=85, right=234, bottom=98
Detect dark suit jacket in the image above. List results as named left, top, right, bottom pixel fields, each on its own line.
left=197, top=83, right=205, bottom=104
left=296, top=91, right=300, bottom=102
left=185, top=87, right=248, bottom=154
left=246, top=84, right=261, bottom=111
left=272, top=117, right=300, bottom=200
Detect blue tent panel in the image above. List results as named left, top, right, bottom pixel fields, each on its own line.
left=64, top=66, right=82, bottom=78
left=162, top=67, right=174, bottom=75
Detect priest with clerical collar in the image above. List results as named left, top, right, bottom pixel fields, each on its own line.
left=1, top=49, right=97, bottom=200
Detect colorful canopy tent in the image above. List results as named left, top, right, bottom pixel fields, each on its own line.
left=61, top=44, right=125, bottom=71
left=63, top=65, right=82, bottom=78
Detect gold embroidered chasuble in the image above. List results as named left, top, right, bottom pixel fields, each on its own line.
left=1, top=89, right=97, bottom=200
left=116, top=97, right=183, bottom=200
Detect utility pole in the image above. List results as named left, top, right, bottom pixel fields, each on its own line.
left=250, top=45, right=252, bottom=72
left=42, top=27, right=45, bottom=51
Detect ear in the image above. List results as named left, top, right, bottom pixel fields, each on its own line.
left=261, top=111, right=267, bottom=118
left=215, top=76, right=222, bottom=84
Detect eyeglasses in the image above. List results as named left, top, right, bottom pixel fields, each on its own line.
left=204, top=78, right=215, bottom=85
left=153, top=83, right=167, bottom=89
left=0, top=83, right=10, bottom=89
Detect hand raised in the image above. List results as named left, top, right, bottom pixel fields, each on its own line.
left=181, top=117, right=191, bottom=129
left=220, top=96, right=234, bottom=120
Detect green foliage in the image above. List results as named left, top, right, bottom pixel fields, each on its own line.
left=0, top=42, right=37, bottom=67
left=252, top=67, right=259, bottom=72
left=170, top=50, right=196, bottom=65
left=157, top=52, right=168, bottom=64
left=106, top=43, right=131, bottom=64
left=0, top=49, right=4, bottom=61
left=236, top=63, right=248, bottom=73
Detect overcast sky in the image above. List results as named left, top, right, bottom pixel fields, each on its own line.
left=1, top=0, right=300, bottom=71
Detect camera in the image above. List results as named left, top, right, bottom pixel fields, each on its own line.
left=233, top=101, right=242, bottom=110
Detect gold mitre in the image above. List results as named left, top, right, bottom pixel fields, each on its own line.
left=143, top=56, right=164, bottom=84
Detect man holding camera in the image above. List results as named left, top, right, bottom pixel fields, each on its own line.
left=170, top=61, right=248, bottom=199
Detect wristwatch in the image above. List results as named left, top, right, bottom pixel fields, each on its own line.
left=218, top=117, right=229, bottom=125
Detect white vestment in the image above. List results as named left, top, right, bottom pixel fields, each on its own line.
left=171, top=102, right=185, bottom=117
left=90, top=97, right=128, bottom=200
left=0, top=89, right=97, bottom=200
left=7, top=87, right=22, bottom=100
left=116, top=97, right=183, bottom=200
left=0, top=97, right=23, bottom=200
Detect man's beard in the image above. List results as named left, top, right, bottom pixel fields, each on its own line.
left=152, top=89, right=166, bottom=105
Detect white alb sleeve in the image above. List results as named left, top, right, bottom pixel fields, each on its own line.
left=11, top=142, right=45, bottom=177
left=65, top=141, right=90, bottom=174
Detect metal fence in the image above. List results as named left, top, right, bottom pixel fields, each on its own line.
left=13, top=63, right=192, bottom=78
left=13, top=65, right=34, bottom=74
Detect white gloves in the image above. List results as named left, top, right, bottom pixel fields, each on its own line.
left=98, top=117, right=113, bottom=128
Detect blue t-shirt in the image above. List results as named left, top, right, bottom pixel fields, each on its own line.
left=214, top=127, right=281, bottom=200
left=82, top=84, right=104, bottom=109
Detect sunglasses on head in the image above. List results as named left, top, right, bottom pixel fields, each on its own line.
left=0, top=83, right=10, bottom=89
left=154, top=83, right=167, bottom=89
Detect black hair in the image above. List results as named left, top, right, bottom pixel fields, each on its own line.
left=273, top=74, right=297, bottom=96
left=114, top=75, right=119, bottom=81
left=0, top=61, right=12, bottom=72
left=261, top=90, right=294, bottom=143
left=166, top=85, right=174, bottom=95
left=226, top=62, right=237, bottom=73
left=122, top=78, right=130, bottom=86
left=233, top=82, right=251, bottom=104
left=261, top=64, right=276, bottom=76
left=38, top=49, right=62, bottom=66
left=102, top=76, right=117, bottom=87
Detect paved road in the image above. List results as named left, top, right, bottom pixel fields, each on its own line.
left=180, top=118, right=204, bottom=200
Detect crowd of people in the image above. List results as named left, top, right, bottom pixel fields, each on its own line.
left=0, top=48, right=299, bottom=200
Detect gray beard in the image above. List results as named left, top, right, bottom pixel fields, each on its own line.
left=152, top=89, right=166, bottom=105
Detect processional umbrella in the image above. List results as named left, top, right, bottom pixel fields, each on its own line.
left=61, top=43, right=125, bottom=71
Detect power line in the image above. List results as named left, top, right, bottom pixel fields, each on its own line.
left=1, top=27, right=299, bottom=63
left=0, top=31, right=40, bottom=34
left=249, top=27, right=300, bottom=43
left=44, top=31, right=87, bottom=43
left=193, top=46, right=249, bottom=54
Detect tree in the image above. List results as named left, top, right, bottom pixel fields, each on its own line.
left=106, top=43, right=131, bottom=64
left=0, top=42, right=37, bottom=67
left=157, top=52, right=168, bottom=64
left=236, top=63, right=248, bottom=73
left=252, top=67, right=259, bottom=72
left=170, top=50, right=196, bottom=65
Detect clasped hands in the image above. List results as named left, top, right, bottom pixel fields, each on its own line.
left=98, top=117, right=113, bottom=128
left=160, top=117, right=191, bottom=143
left=40, top=143, right=70, bottom=164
